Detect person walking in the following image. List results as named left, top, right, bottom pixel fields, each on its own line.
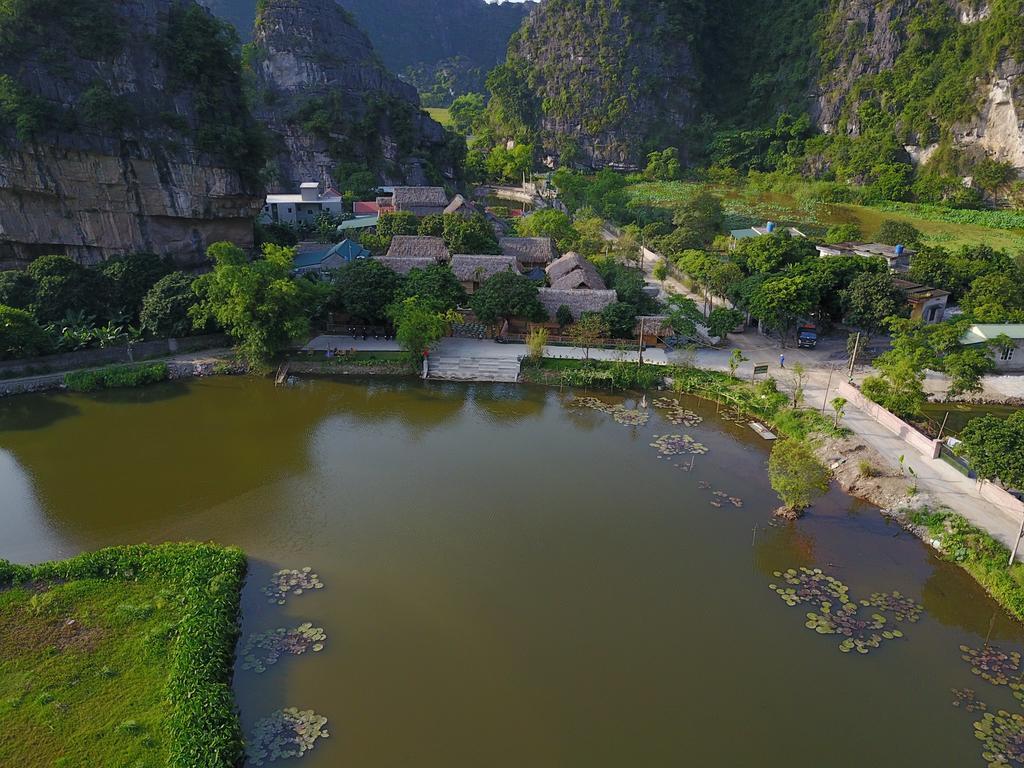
left=779, top=353, right=785, bottom=368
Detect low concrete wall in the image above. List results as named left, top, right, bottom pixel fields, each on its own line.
left=0, top=334, right=230, bottom=378
left=978, top=480, right=1024, bottom=520
left=836, top=381, right=941, bottom=459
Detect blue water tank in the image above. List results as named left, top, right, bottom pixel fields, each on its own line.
left=895, top=244, right=905, bottom=256
left=766, top=221, right=776, bottom=233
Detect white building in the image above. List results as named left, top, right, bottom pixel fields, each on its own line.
left=260, top=182, right=343, bottom=226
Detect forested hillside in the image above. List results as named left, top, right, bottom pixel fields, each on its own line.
left=482, top=0, right=1024, bottom=197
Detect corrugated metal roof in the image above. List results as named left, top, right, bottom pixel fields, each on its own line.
left=960, top=324, right=1024, bottom=345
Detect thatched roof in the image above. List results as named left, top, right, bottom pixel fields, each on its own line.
left=391, top=186, right=449, bottom=208
left=546, top=252, right=606, bottom=290
left=450, top=255, right=518, bottom=282
left=375, top=256, right=437, bottom=275
left=386, top=235, right=450, bottom=261
left=537, top=288, right=617, bottom=320
left=499, top=237, right=558, bottom=266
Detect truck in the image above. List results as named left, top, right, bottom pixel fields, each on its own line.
left=796, top=324, right=818, bottom=349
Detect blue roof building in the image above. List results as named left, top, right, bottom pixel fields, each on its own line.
left=293, top=239, right=371, bottom=275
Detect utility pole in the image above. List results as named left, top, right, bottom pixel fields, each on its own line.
left=820, top=365, right=835, bottom=415
left=937, top=411, right=950, bottom=441
left=637, top=317, right=645, bottom=368
left=848, top=332, right=861, bottom=381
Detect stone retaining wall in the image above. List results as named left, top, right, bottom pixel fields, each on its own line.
left=0, top=334, right=230, bottom=378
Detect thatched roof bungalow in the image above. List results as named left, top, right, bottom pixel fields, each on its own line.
left=499, top=237, right=558, bottom=268
left=390, top=186, right=449, bottom=217
left=546, top=252, right=606, bottom=290
left=537, top=288, right=617, bottom=321
left=386, top=235, right=450, bottom=262
left=450, top=255, right=518, bottom=293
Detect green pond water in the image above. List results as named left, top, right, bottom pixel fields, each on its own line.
left=920, top=402, right=1021, bottom=436
left=2, top=376, right=1024, bottom=767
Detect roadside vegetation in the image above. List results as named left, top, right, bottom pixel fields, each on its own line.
left=0, top=543, right=246, bottom=768
left=911, top=508, right=1024, bottom=623
left=64, top=362, right=169, bottom=392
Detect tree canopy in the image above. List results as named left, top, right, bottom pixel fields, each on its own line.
left=470, top=271, right=547, bottom=325
left=190, top=243, right=326, bottom=364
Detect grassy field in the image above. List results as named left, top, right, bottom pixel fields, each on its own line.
left=627, top=180, right=1024, bottom=252
left=0, top=544, right=245, bottom=768
left=424, top=107, right=452, bottom=127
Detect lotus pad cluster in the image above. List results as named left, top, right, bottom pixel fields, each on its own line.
left=974, top=710, right=1024, bottom=767
left=246, top=707, right=329, bottom=765
left=262, top=568, right=324, bottom=605
left=861, top=591, right=924, bottom=623
left=769, top=568, right=919, bottom=655
left=961, top=646, right=1023, bottom=687
left=652, top=398, right=703, bottom=426
left=650, top=434, right=708, bottom=457
left=241, top=623, right=327, bottom=673
left=952, top=688, right=988, bottom=713
left=571, top=396, right=649, bottom=426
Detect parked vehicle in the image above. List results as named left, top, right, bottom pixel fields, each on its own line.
left=796, top=324, right=818, bottom=349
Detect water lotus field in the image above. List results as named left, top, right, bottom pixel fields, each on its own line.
left=2, top=377, right=1024, bottom=766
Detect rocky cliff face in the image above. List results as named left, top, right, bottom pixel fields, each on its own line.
left=811, top=0, right=1024, bottom=172
left=249, top=0, right=452, bottom=190
left=499, top=0, right=703, bottom=169
left=0, top=0, right=264, bottom=268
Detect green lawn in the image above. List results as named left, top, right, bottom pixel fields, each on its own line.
left=0, top=544, right=245, bottom=768
left=424, top=107, right=452, bottom=127
left=627, top=180, right=1024, bottom=252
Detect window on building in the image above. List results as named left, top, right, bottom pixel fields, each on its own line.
left=926, top=305, right=939, bottom=322
left=288, top=207, right=292, bottom=213
left=1001, top=346, right=1015, bottom=362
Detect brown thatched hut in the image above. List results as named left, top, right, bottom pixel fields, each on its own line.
left=386, top=235, right=450, bottom=263
left=450, top=255, right=518, bottom=293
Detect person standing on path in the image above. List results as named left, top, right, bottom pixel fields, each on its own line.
left=779, top=353, right=785, bottom=368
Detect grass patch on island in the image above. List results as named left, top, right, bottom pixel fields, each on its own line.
left=0, top=543, right=246, bottom=768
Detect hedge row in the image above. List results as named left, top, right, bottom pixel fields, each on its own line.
left=0, top=543, right=247, bottom=768
left=63, top=361, right=169, bottom=392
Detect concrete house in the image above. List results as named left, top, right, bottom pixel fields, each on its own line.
left=894, top=278, right=949, bottom=324
left=959, top=324, right=1024, bottom=372
left=817, top=242, right=912, bottom=273
left=261, top=182, right=343, bottom=226
left=450, top=255, right=518, bottom=294
left=730, top=223, right=806, bottom=240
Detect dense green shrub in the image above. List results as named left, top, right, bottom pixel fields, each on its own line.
left=0, top=304, right=51, bottom=359
left=64, top=362, right=169, bottom=392
left=0, top=543, right=247, bottom=768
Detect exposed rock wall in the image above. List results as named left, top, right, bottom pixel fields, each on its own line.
left=250, top=0, right=449, bottom=191
left=810, top=0, right=1024, bottom=173
left=0, top=0, right=263, bottom=268
left=506, top=0, right=702, bottom=169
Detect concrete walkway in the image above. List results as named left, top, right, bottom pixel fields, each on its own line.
left=689, top=349, right=1024, bottom=556
left=306, top=335, right=668, bottom=365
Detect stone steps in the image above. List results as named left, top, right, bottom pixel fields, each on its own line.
left=427, top=355, right=521, bottom=383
